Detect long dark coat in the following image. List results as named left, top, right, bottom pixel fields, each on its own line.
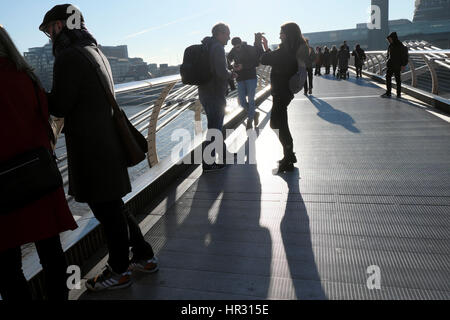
left=0, top=57, right=77, bottom=252
left=48, top=29, right=131, bottom=204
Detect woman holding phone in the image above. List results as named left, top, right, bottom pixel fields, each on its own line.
left=259, top=22, right=309, bottom=172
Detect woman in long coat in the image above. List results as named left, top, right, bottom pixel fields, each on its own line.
left=0, top=26, right=77, bottom=300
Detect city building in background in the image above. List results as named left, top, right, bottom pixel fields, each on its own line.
left=304, top=0, right=450, bottom=50
left=24, top=43, right=180, bottom=90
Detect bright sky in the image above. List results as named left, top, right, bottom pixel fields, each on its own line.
left=1, top=0, right=415, bottom=65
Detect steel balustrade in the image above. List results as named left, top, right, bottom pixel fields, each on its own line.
left=51, top=67, right=272, bottom=195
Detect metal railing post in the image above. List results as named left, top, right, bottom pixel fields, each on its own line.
left=422, top=56, right=439, bottom=95
left=147, top=82, right=177, bottom=167
left=408, top=58, right=418, bottom=88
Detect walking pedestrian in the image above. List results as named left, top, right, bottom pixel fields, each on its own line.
left=227, top=36, right=262, bottom=130
left=381, top=32, right=409, bottom=99
left=330, top=45, right=338, bottom=77
left=314, top=46, right=323, bottom=76
left=352, top=44, right=366, bottom=78
left=323, top=46, right=331, bottom=75
left=259, top=22, right=309, bottom=173
left=39, top=4, right=158, bottom=292
left=303, top=38, right=315, bottom=95
left=0, top=25, right=77, bottom=301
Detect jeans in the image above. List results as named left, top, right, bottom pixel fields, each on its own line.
left=88, top=199, right=154, bottom=274
left=386, top=67, right=402, bottom=95
left=304, top=67, right=313, bottom=92
left=0, top=236, right=68, bottom=301
left=270, top=95, right=294, bottom=155
left=237, top=79, right=257, bottom=121
left=199, top=96, right=227, bottom=164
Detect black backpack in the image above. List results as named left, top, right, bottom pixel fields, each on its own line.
left=180, top=44, right=213, bottom=85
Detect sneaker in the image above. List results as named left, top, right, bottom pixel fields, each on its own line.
left=254, top=112, right=260, bottom=127
left=309, top=88, right=312, bottom=95
left=203, top=162, right=226, bottom=172
left=397, top=94, right=402, bottom=99
left=381, top=93, right=391, bottom=98
left=129, top=256, right=159, bottom=274
left=85, top=265, right=132, bottom=292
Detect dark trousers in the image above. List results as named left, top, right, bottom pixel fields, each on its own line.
left=0, top=236, right=68, bottom=301
left=315, top=64, right=322, bottom=75
left=355, top=64, right=363, bottom=77
left=332, top=64, right=337, bottom=76
left=304, top=67, right=313, bottom=92
left=200, top=97, right=227, bottom=165
left=88, top=199, right=154, bottom=274
left=270, top=95, right=294, bottom=155
left=325, top=65, right=330, bottom=74
left=386, top=67, right=402, bottom=95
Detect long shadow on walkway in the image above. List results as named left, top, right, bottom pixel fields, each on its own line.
left=279, top=170, right=327, bottom=300
left=318, top=74, right=380, bottom=89
left=308, top=96, right=360, bottom=133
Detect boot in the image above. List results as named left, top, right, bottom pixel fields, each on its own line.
left=278, top=145, right=298, bottom=164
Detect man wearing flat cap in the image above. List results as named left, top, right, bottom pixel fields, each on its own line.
left=40, top=4, right=159, bottom=292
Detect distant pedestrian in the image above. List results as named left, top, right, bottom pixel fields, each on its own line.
left=259, top=22, right=309, bottom=173
left=352, top=44, right=366, bottom=78
left=304, top=38, right=315, bottom=95
left=314, top=47, right=323, bottom=75
left=330, top=45, right=338, bottom=77
left=337, top=44, right=350, bottom=79
left=323, top=46, right=331, bottom=75
left=227, top=36, right=262, bottom=130
left=381, top=32, right=409, bottom=99
left=39, top=4, right=158, bottom=293
left=0, top=25, right=77, bottom=301
left=199, top=23, right=237, bottom=171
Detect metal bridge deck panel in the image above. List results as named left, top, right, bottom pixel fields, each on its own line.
left=80, top=75, right=450, bottom=300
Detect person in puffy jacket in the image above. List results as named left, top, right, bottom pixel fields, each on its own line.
left=0, top=25, right=77, bottom=301
left=323, top=46, right=331, bottom=75
left=330, top=45, right=338, bottom=77
left=352, top=44, right=366, bottom=78
left=259, top=22, right=309, bottom=173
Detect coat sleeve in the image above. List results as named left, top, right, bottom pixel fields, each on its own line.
left=212, top=45, right=231, bottom=81
left=260, top=49, right=280, bottom=67
left=48, top=49, right=83, bottom=118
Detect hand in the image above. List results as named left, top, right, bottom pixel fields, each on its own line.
left=234, top=64, right=243, bottom=72
left=401, top=66, right=406, bottom=72
left=232, top=72, right=238, bottom=79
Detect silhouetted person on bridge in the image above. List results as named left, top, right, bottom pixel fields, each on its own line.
left=227, top=36, right=262, bottom=130
left=199, top=23, right=237, bottom=172
left=337, top=45, right=350, bottom=79
left=314, top=47, right=323, bottom=76
left=323, top=46, right=331, bottom=75
left=259, top=22, right=309, bottom=173
left=381, top=32, right=409, bottom=99
left=304, top=38, right=315, bottom=95
left=330, top=45, right=338, bottom=77
left=39, top=4, right=158, bottom=293
left=352, top=44, right=366, bottom=78
left=0, top=25, right=77, bottom=301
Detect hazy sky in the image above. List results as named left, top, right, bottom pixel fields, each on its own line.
left=1, top=0, right=416, bottom=65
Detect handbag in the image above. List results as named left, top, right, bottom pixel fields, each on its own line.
left=73, top=46, right=148, bottom=168
left=0, top=84, right=63, bottom=215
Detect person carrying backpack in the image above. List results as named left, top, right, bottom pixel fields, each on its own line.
left=198, top=23, right=237, bottom=172
left=381, top=32, right=409, bottom=99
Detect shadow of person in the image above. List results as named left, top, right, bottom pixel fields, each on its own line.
left=345, top=76, right=380, bottom=89
left=309, top=97, right=360, bottom=133
left=279, top=169, right=328, bottom=300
